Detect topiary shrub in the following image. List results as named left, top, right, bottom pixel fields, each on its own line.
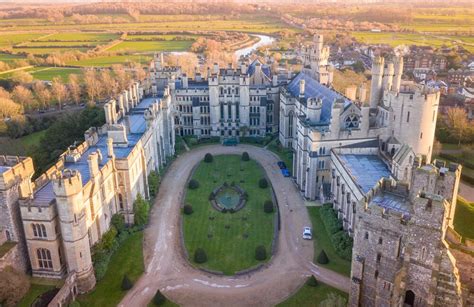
left=263, top=200, right=274, bottom=213
left=317, top=249, right=329, bottom=264
left=194, top=248, right=208, bottom=263
left=153, top=290, right=166, bottom=305
left=183, top=204, right=193, bottom=215
left=306, top=275, right=318, bottom=287
left=204, top=153, right=213, bottom=163
left=258, top=178, right=268, bottom=189
left=255, top=245, right=267, bottom=261
left=121, top=275, right=133, bottom=291
left=241, top=152, right=250, bottom=161
left=188, top=179, right=199, bottom=189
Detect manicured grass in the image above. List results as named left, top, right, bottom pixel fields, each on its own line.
left=454, top=197, right=474, bottom=240
left=278, top=281, right=348, bottom=307
left=77, top=231, right=144, bottom=307
left=108, top=40, right=193, bottom=53
left=307, top=207, right=351, bottom=277
left=183, top=154, right=274, bottom=275
left=267, top=138, right=293, bottom=174
left=18, top=281, right=57, bottom=307
left=68, top=55, right=152, bottom=67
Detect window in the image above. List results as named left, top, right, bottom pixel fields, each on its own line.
left=32, top=224, right=47, bottom=238
left=364, top=232, right=369, bottom=240
left=374, top=270, right=379, bottom=279
left=377, top=253, right=382, bottom=263
left=37, top=248, right=53, bottom=270
left=406, top=111, right=410, bottom=123
left=378, top=237, right=383, bottom=245
left=420, top=132, right=423, bottom=139
left=344, top=114, right=359, bottom=129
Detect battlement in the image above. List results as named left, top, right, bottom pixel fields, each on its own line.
left=52, top=169, right=83, bottom=197
left=0, top=156, right=34, bottom=190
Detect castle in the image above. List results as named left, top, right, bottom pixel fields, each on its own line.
left=0, top=34, right=470, bottom=305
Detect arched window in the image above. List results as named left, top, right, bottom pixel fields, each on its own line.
left=32, top=224, right=47, bottom=238
left=344, top=114, right=360, bottom=129
left=37, top=248, right=53, bottom=270
left=404, top=290, right=416, bottom=306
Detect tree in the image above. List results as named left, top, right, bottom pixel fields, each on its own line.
left=11, top=71, right=33, bottom=84
left=83, top=69, right=101, bottom=104
left=0, top=87, right=11, bottom=99
left=33, top=82, right=51, bottom=109
left=100, top=69, right=117, bottom=99
left=183, top=204, right=193, bottom=215
left=133, top=194, right=150, bottom=226
left=241, top=152, right=250, bottom=161
left=111, top=214, right=125, bottom=234
left=153, top=290, right=167, bottom=306
left=446, top=107, right=469, bottom=146
left=255, top=245, right=267, bottom=260
left=317, top=249, right=329, bottom=264
left=259, top=178, right=268, bottom=189
left=0, top=98, right=23, bottom=119
left=68, top=74, right=82, bottom=105
left=121, top=275, right=133, bottom=291
left=264, top=200, right=274, bottom=213
left=11, top=85, right=34, bottom=110
left=194, top=248, right=208, bottom=263
left=51, top=77, right=68, bottom=110
left=204, top=153, right=213, bottom=163
left=306, top=275, right=318, bottom=287
left=188, top=179, right=199, bottom=189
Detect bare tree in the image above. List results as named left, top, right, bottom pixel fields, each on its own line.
left=112, top=64, right=131, bottom=93
left=446, top=107, right=469, bottom=146
left=83, top=69, right=100, bottom=105
left=11, top=71, right=33, bottom=84
left=68, top=74, right=82, bottom=105
left=100, top=69, right=117, bottom=99
left=0, top=86, right=11, bottom=100
left=51, top=77, right=68, bottom=110
left=33, top=82, right=51, bottom=109
left=11, top=85, right=34, bottom=110
left=0, top=97, right=23, bottom=118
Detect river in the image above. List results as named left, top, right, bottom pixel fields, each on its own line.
left=234, top=34, right=275, bottom=58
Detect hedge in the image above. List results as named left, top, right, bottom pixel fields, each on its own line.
left=319, top=204, right=353, bottom=261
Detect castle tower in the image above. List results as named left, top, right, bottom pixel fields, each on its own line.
left=309, top=34, right=332, bottom=85
left=208, top=72, right=220, bottom=137
left=369, top=56, right=384, bottom=108
left=392, top=56, right=404, bottom=92
left=382, top=61, right=394, bottom=91
left=307, top=97, right=322, bottom=122
left=53, top=169, right=96, bottom=293
left=239, top=74, right=250, bottom=128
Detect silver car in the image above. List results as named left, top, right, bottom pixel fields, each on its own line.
left=303, top=227, right=312, bottom=240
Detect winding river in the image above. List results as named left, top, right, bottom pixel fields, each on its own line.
left=234, top=34, right=275, bottom=58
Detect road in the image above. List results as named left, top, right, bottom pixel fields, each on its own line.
left=119, top=144, right=350, bottom=307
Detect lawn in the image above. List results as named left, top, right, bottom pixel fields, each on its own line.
left=68, top=55, right=152, bottom=67
left=267, top=138, right=293, bottom=174
left=307, top=207, right=351, bottom=277
left=30, top=67, right=83, bottom=81
left=0, top=130, right=46, bottom=155
left=278, top=281, right=348, bottom=307
left=77, top=231, right=144, bottom=307
left=108, top=40, right=193, bottom=53
left=18, top=278, right=60, bottom=307
left=183, top=154, right=275, bottom=275
left=454, top=197, right=474, bottom=240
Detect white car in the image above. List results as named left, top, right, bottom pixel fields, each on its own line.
left=303, top=227, right=312, bottom=240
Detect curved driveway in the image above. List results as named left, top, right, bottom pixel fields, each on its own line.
left=120, top=145, right=350, bottom=307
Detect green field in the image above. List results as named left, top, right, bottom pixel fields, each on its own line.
left=0, top=33, right=44, bottom=47
left=125, top=34, right=199, bottom=41
left=67, top=55, right=152, bottom=67
left=183, top=154, right=275, bottom=275
left=454, top=197, right=474, bottom=240
left=38, top=32, right=119, bottom=41
left=23, top=41, right=101, bottom=47
left=0, top=53, right=26, bottom=63
left=12, top=47, right=90, bottom=55
left=108, top=40, right=193, bottom=53
left=307, top=207, right=351, bottom=277
left=278, top=281, right=348, bottom=307
left=0, top=66, right=82, bottom=81
left=77, top=231, right=144, bottom=307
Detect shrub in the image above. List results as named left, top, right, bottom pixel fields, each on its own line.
left=183, top=204, right=193, bottom=215
left=306, top=275, right=318, bottom=287
left=255, top=245, right=267, bottom=261
left=111, top=214, right=126, bottom=234
left=133, top=194, right=150, bottom=226
left=258, top=178, right=268, bottom=189
left=148, top=171, right=160, bottom=198
left=264, top=200, right=274, bottom=213
left=241, top=152, right=250, bottom=161
left=320, top=204, right=343, bottom=234
left=331, top=231, right=353, bottom=261
left=121, top=275, right=133, bottom=291
left=188, top=179, right=199, bottom=189
left=194, top=248, right=208, bottom=263
left=204, top=153, right=213, bottom=163
left=153, top=290, right=166, bottom=305
left=317, top=249, right=329, bottom=264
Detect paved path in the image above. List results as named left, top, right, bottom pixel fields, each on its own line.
left=120, top=145, right=350, bottom=307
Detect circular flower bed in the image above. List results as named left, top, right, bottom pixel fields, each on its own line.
left=210, top=183, right=246, bottom=212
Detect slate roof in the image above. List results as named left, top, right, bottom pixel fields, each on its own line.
left=0, top=166, right=11, bottom=174
left=338, top=154, right=391, bottom=194
left=247, top=59, right=271, bottom=79
left=287, top=72, right=352, bottom=123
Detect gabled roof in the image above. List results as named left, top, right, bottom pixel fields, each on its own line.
left=287, top=72, right=352, bottom=123
left=247, top=59, right=271, bottom=79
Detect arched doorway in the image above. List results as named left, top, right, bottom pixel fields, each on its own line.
left=404, top=290, right=415, bottom=306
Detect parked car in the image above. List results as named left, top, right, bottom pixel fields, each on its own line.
left=277, top=161, right=287, bottom=169
left=303, top=227, right=312, bottom=240
left=281, top=169, right=290, bottom=177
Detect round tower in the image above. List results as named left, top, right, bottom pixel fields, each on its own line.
left=392, top=56, right=404, bottom=92
left=382, top=61, right=394, bottom=91
left=369, top=56, right=384, bottom=108
left=53, top=169, right=96, bottom=293
left=307, top=97, right=323, bottom=122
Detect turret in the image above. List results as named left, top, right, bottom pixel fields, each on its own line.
left=382, top=61, right=394, bottom=91
left=53, top=169, right=96, bottom=293
left=299, top=79, right=305, bottom=99
left=369, top=56, right=384, bottom=108
left=307, top=97, right=322, bottom=122
left=392, top=56, right=403, bottom=92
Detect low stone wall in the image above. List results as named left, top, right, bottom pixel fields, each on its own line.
left=0, top=243, right=28, bottom=273
left=48, top=273, right=77, bottom=307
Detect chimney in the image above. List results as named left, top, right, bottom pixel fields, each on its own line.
left=182, top=74, right=188, bottom=88
left=213, top=63, right=219, bottom=75
left=272, top=75, right=278, bottom=87
left=88, top=152, right=100, bottom=179
left=299, top=79, right=305, bottom=98
left=107, top=138, right=115, bottom=159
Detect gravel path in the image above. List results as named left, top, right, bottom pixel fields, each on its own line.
left=119, top=145, right=350, bottom=307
